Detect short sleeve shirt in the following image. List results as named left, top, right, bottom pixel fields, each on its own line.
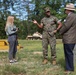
left=41, top=15, right=59, bottom=32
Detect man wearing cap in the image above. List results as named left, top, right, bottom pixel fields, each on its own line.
left=33, top=7, right=62, bottom=65
left=60, top=3, right=76, bottom=74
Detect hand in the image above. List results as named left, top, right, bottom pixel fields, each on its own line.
left=33, top=20, right=38, bottom=24
left=16, top=28, right=19, bottom=31
left=53, top=30, right=57, bottom=33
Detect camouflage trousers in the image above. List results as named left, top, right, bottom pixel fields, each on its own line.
left=42, top=36, right=56, bottom=61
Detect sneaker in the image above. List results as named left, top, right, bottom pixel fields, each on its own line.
left=13, top=59, right=17, bottom=62
left=42, top=59, right=48, bottom=65
left=9, top=60, right=14, bottom=63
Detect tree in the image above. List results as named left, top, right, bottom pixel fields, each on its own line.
left=0, top=0, right=76, bottom=39
left=0, top=0, right=14, bottom=39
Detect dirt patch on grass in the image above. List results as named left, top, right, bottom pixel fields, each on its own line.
left=33, top=51, right=42, bottom=55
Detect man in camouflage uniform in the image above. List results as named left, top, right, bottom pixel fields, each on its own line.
left=33, top=7, right=62, bottom=65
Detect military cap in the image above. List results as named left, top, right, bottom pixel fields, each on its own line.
left=44, top=7, right=50, bottom=12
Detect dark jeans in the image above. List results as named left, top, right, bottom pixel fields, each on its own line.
left=64, top=44, right=75, bottom=71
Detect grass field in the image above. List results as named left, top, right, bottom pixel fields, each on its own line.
left=0, top=40, right=76, bottom=75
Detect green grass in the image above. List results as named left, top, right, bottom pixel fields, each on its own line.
left=0, top=40, right=76, bottom=75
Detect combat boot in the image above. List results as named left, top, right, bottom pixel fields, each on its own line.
left=52, top=60, right=57, bottom=65
left=42, top=59, right=48, bottom=65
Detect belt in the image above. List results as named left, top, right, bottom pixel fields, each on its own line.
left=9, top=33, right=17, bottom=36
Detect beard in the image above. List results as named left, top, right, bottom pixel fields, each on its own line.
left=46, top=14, right=50, bottom=17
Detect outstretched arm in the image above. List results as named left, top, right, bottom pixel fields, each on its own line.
left=33, top=20, right=43, bottom=28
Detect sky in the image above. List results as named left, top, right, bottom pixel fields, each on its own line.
left=7, top=0, right=35, bottom=20
left=1, top=0, right=76, bottom=20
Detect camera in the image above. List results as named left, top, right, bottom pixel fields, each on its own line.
left=17, top=27, right=19, bottom=30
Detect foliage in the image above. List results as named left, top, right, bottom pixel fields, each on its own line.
left=0, top=0, right=76, bottom=39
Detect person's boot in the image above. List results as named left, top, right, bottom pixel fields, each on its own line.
left=52, top=60, right=57, bottom=65
left=42, top=59, right=48, bottom=65
left=64, top=71, right=72, bottom=74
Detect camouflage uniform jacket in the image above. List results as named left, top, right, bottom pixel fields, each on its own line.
left=41, top=15, right=58, bottom=38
